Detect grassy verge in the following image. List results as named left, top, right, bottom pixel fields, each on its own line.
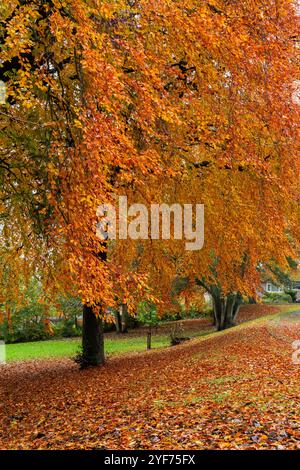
left=5, top=335, right=170, bottom=362
left=4, top=328, right=212, bottom=362
left=4, top=304, right=299, bottom=362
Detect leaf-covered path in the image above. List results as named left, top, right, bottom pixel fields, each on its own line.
left=0, top=310, right=299, bottom=450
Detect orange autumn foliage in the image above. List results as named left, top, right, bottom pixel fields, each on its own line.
left=0, top=0, right=299, bottom=316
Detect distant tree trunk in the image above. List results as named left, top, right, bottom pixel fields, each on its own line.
left=195, top=278, right=242, bottom=331
left=82, top=305, right=105, bottom=366
left=212, top=295, right=223, bottom=330
left=120, top=303, right=128, bottom=333
left=114, top=310, right=122, bottom=333
left=232, top=294, right=242, bottom=323
left=6, top=304, right=11, bottom=331
left=212, top=291, right=242, bottom=331
left=224, top=294, right=237, bottom=329
left=211, top=306, right=216, bottom=326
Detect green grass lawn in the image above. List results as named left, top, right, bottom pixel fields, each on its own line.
left=4, top=334, right=172, bottom=362
left=4, top=326, right=213, bottom=362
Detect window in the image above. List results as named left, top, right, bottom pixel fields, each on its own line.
left=266, top=282, right=283, bottom=293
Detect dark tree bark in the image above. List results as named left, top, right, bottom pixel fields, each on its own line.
left=195, top=278, right=242, bottom=331
left=232, top=293, right=242, bottom=323
left=215, top=293, right=242, bottom=330
left=224, top=293, right=237, bottom=329
left=120, top=303, right=129, bottom=333
left=212, top=294, right=224, bottom=330
left=82, top=305, right=105, bottom=366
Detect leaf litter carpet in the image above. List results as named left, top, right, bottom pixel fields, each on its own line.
left=0, top=311, right=299, bottom=449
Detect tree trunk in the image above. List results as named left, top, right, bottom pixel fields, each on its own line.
left=214, top=293, right=242, bottom=331
left=6, top=304, right=11, bottom=331
left=224, top=294, right=237, bottom=329
left=194, top=278, right=242, bottom=332
left=232, top=293, right=242, bottom=324
left=114, top=310, right=122, bottom=333
left=212, top=297, right=220, bottom=330
left=82, top=305, right=105, bottom=366
left=120, top=303, right=128, bottom=333
left=212, top=294, right=225, bottom=330
left=212, top=292, right=241, bottom=331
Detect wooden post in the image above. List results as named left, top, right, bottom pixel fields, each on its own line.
left=147, top=330, right=152, bottom=350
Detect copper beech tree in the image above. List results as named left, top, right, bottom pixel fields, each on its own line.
left=0, top=0, right=300, bottom=364
left=109, top=0, right=300, bottom=330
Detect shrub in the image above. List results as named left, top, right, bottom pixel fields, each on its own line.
left=0, top=311, right=51, bottom=343
left=284, top=290, right=297, bottom=303
left=181, top=306, right=208, bottom=319
left=61, top=318, right=82, bottom=337
left=262, top=292, right=292, bottom=304
left=0, top=277, right=54, bottom=343
left=137, top=302, right=160, bottom=328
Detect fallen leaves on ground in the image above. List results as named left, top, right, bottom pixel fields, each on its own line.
left=0, top=308, right=299, bottom=450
